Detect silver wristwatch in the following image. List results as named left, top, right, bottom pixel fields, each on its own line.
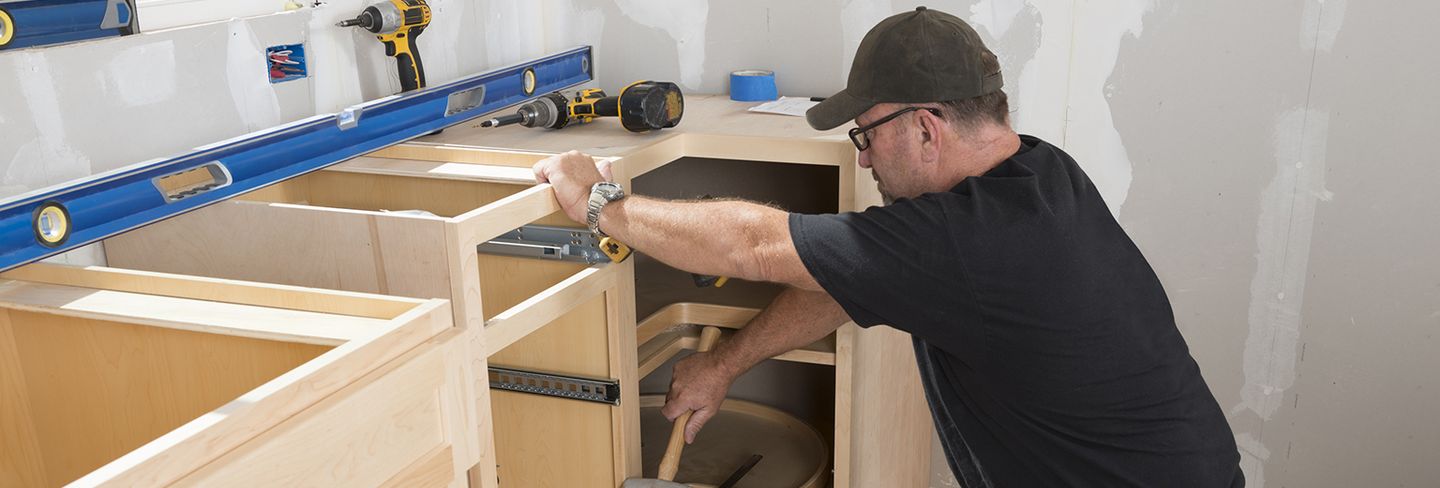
left=586, top=181, right=626, bottom=237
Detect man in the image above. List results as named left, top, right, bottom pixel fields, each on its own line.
left=534, top=6, right=1242, bottom=487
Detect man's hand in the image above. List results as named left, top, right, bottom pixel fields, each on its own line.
left=532, top=150, right=614, bottom=224
left=661, top=350, right=740, bottom=444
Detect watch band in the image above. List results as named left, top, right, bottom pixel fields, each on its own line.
left=587, top=182, right=624, bottom=237
left=587, top=191, right=607, bottom=237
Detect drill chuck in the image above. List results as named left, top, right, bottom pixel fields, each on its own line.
left=337, top=2, right=401, bottom=34
left=482, top=93, right=569, bottom=129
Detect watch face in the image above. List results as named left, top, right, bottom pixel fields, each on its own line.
left=595, top=182, right=624, bottom=200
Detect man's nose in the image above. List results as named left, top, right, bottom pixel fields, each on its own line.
left=857, top=149, right=872, bottom=169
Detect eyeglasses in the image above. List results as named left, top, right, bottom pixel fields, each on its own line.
left=848, top=107, right=942, bottom=151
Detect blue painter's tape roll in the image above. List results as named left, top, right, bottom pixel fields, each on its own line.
left=730, top=69, right=779, bottom=102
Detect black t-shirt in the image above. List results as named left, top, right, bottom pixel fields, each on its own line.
left=789, top=135, right=1243, bottom=487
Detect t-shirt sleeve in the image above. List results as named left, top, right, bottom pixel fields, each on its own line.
left=789, top=196, right=959, bottom=329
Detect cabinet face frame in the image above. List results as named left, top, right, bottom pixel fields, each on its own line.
left=0, top=263, right=474, bottom=488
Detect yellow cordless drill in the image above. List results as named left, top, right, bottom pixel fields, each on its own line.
left=479, top=81, right=685, bottom=132
left=339, top=0, right=432, bottom=92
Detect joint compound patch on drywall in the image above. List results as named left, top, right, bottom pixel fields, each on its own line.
left=971, top=0, right=1151, bottom=216
left=615, top=0, right=707, bottom=90
left=968, top=0, right=1041, bottom=155
left=1233, top=107, right=1333, bottom=485
left=840, top=0, right=892, bottom=83
left=1301, top=0, right=1348, bottom=52
left=106, top=40, right=178, bottom=106
left=225, top=20, right=282, bottom=132
left=972, top=0, right=1068, bottom=146
left=1061, top=0, right=1152, bottom=216
left=1232, top=6, right=1346, bottom=483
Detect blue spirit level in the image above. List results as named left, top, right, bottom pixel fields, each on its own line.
left=0, top=0, right=137, bottom=50
left=0, top=46, right=593, bottom=272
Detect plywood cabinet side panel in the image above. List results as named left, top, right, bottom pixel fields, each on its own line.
left=9, top=311, right=328, bottom=487
left=173, top=335, right=455, bottom=487
left=489, top=293, right=610, bottom=378
left=847, top=326, right=931, bottom=487
left=490, top=390, right=617, bottom=488
left=104, top=201, right=388, bottom=295
left=844, top=155, right=931, bottom=486
left=490, top=295, right=617, bottom=486
left=236, top=177, right=312, bottom=204
left=80, top=301, right=451, bottom=487
left=477, top=256, right=590, bottom=322
left=0, top=310, right=48, bottom=488
left=485, top=265, right=616, bottom=353
left=371, top=215, right=453, bottom=299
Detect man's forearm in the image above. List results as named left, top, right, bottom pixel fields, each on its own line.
left=711, top=287, right=850, bottom=376
left=598, top=195, right=804, bottom=286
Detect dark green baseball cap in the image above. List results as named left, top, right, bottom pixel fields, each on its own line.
left=807, top=6, right=1004, bottom=130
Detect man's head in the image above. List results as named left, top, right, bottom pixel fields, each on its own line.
left=808, top=6, right=1015, bottom=204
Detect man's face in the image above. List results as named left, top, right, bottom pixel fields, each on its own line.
left=855, top=105, right=925, bottom=205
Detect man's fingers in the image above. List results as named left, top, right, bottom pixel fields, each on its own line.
left=684, top=407, right=715, bottom=444
left=597, top=160, right=614, bottom=182
left=531, top=161, right=550, bottom=183
left=660, top=396, right=688, bottom=421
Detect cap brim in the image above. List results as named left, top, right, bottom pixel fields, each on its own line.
left=806, top=89, right=874, bottom=131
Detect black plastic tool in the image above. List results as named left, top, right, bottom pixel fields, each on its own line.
left=716, top=454, right=763, bottom=488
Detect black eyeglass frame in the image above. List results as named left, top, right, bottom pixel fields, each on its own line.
left=848, top=107, right=943, bottom=151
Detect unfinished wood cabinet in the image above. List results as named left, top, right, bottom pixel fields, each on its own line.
left=0, top=264, right=477, bottom=488
left=103, top=150, right=639, bottom=488
left=101, top=95, right=932, bottom=487
left=370, top=130, right=932, bottom=487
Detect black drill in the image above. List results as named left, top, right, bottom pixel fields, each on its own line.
left=480, top=81, right=684, bottom=132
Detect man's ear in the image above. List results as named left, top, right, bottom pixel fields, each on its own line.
left=917, top=110, right=943, bottom=163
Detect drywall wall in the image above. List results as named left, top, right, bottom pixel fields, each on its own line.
left=532, top=1, right=1440, bottom=486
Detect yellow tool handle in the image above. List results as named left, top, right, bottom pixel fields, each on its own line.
left=599, top=236, right=632, bottom=263
left=657, top=326, right=723, bottom=481
left=379, top=32, right=425, bottom=92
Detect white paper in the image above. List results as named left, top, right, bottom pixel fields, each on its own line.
left=746, top=96, right=820, bottom=117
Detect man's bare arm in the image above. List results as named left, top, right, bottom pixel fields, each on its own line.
left=599, top=196, right=820, bottom=291
left=531, top=152, right=819, bottom=291
left=661, top=287, right=850, bottom=443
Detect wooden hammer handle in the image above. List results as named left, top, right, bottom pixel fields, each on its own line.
left=657, top=326, right=723, bottom=481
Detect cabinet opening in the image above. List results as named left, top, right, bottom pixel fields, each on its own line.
left=0, top=309, right=330, bottom=487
